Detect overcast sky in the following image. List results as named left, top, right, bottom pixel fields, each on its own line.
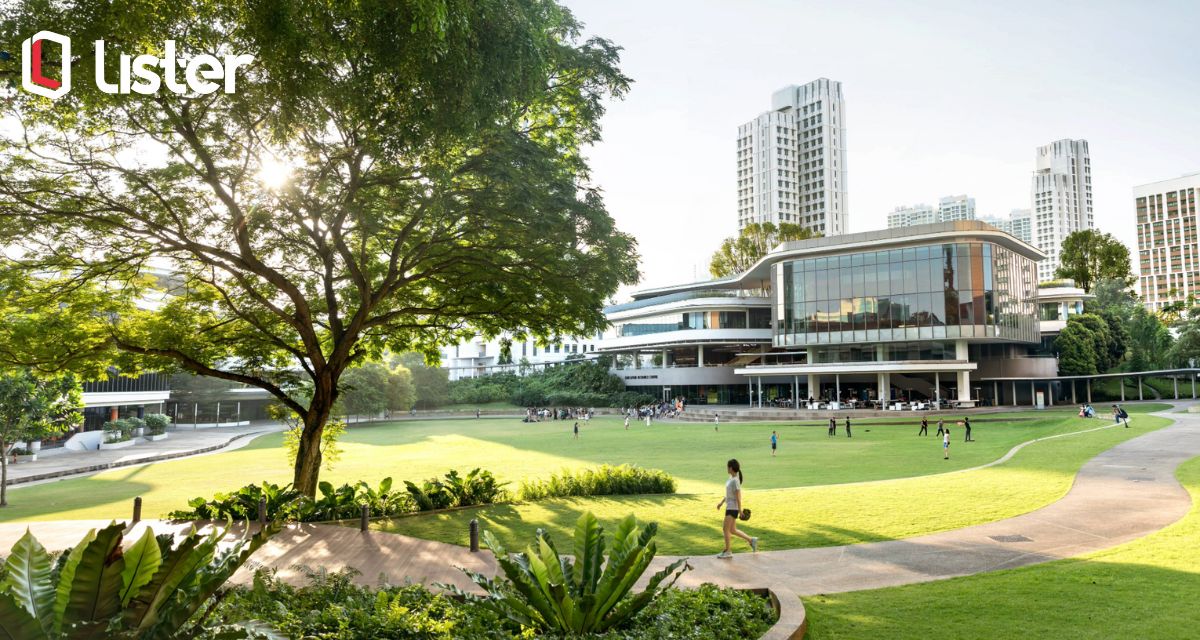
left=564, top=0, right=1200, bottom=295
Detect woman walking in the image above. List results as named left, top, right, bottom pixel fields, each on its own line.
left=716, top=459, right=758, bottom=558
left=943, top=428, right=951, bottom=459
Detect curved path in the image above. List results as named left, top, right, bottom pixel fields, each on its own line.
left=0, top=407, right=1197, bottom=636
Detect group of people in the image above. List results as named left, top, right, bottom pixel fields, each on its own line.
left=918, top=416, right=972, bottom=458
left=1077, top=403, right=1131, bottom=427
left=523, top=407, right=595, bottom=423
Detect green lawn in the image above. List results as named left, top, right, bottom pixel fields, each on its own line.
left=0, top=404, right=1170, bottom=543
left=371, top=406, right=1171, bottom=555
left=804, top=454, right=1200, bottom=639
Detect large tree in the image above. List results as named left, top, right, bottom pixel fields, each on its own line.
left=0, top=1, right=639, bottom=495
left=1055, top=230, right=1134, bottom=292
left=709, top=222, right=818, bottom=278
left=0, top=370, right=83, bottom=506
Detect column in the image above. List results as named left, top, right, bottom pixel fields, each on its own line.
left=807, top=374, right=818, bottom=403
left=1087, top=379, right=1092, bottom=403
left=934, top=372, right=941, bottom=403
left=1138, top=376, right=1143, bottom=401
left=109, top=406, right=119, bottom=421
left=1120, top=378, right=1125, bottom=401
left=1030, top=381, right=1036, bottom=407
left=757, top=377, right=763, bottom=408
left=993, top=381, right=999, bottom=406
left=1174, top=376, right=1179, bottom=399
left=1011, top=381, right=1017, bottom=407
left=1192, top=375, right=1196, bottom=399
left=835, top=374, right=841, bottom=401
left=662, top=349, right=668, bottom=368
left=215, top=401, right=221, bottom=426
left=236, top=402, right=242, bottom=424
left=136, top=406, right=145, bottom=419
left=748, top=380, right=753, bottom=408
left=957, top=370, right=972, bottom=407
left=698, top=345, right=704, bottom=367
left=877, top=372, right=891, bottom=405
left=793, top=375, right=799, bottom=408
left=1071, top=380, right=1077, bottom=404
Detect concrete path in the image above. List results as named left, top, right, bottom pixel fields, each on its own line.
left=1, top=408, right=1196, bottom=599
left=3, top=424, right=282, bottom=487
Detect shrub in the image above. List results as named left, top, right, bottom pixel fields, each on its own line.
left=103, top=419, right=134, bottom=443
left=144, top=413, right=171, bottom=434
left=452, top=512, right=688, bottom=635
left=207, top=568, right=509, bottom=640
left=518, top=465, right=677, bottom=501
left=126, top=416, right=147, bottom=431
left=170, top=480, right=306, bottom=521
left=0, top=521, right=274, bottom=639
left=610, top=390, right=657, bottom=408
left=9, top=447, right=31, bottom=456
left=405, top=468, right=509, bottom=511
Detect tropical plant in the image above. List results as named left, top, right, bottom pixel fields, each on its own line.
left=0, top=520, right=275, bottom=639
left=518, top=465, right=677, bottom=501
left=0, top=370, right=83, bottom=506
left=309, top=478, right=413, bottom=521
left=143, top=414, right=171, bottom=436
left=171, top=481, right=306, bottom=522
left=404, top=469, right=508, bottom=512
left=171, top=477, right=415, bottom=523
left=452, top=512, right=689, bottom=635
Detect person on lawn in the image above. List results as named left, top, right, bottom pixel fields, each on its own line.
left=919, top=416, right=929, bottom=436
left=770, top=431, right=778, bottom=457
left=716, top=459, right=757, bottom=559
left=943, top=428, right=951, bottom=459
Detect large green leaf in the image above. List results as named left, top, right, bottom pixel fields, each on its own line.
left=121, top=534, right=202, bottom=631
left=118, top=529, right=161, bottom=606
left=60, top=523, right=125, bottom=632
left=52, top=528, right=96, bottom=636
left=0, top=591, right=47, bottom=640
left=571, top=512, right=603, bottom=596
left=2, top=530, right=55, bottom=634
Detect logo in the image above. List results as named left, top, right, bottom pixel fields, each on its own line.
left=21, top=31, right=70, bottom=98
left=18, top=31, right=253, bottom=98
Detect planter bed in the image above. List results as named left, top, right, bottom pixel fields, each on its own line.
left=99, top=439, right=136, bottom=451
left=146, top=433, right=169, bottom=442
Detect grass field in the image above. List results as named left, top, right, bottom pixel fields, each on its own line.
left=370, top=406, right=1171, bottom=554
left=0, top=404, right=1170, bottom=544
left=803, top=454, right=1200, bottom=639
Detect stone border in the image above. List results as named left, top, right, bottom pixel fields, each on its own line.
left=753, top=586, right=807, bottom=639
left=5, top=430, right=269, bottom=486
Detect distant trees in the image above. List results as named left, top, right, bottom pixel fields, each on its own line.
left=1054, top=314, right=1121, bottom=375
left=394, top=354, right=451, bottom=410
left=709, top=223, right=819, bottom=278
left=1055, top=230, right=1134, bottom=292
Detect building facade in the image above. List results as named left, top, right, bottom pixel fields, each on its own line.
left=937, top=194, right=976, bottom=222
left=888, top=196, right=977, bottom=230
left=1135, top=172, right=1200, bottom=310
left=599, top=222, right=1074, bottom=407
left=1032, top=139, right=1093, bottom=282
left=736, top=79, right=847, bottom=236
left=979, top=209, right=1031, bottom=244
left=440, top=334, right=604, bottom=381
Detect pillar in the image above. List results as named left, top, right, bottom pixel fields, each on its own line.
left=1174, top=376, right=1179, bottom=399
left=1071, top=380, right=1077, bottom=404
left=1192, top=375, right=1196, bottom=399
left=236, top=402, right=242, bottom=423
left=934, top=372, right=941, bottom=402
left=698, top=345, right=704, bottom=367
left=662, top=349, right=668, bottom=369
left=1012, top=381, right=1017, bottom=407
left=215, top=401, right=221, bottom=426
left=835, top=374, right=841, bottom=401
left=748, top=380, right=753, bottom=408
left=1120, top=378, right=1125, bottom=401
left=993, top=381, right=999, bottom=406
left=957, top=370, right=972, bottom=407
left=1030, top=380, right=1036, bottom=407
left=1138, top=376, right=1143, bottom=401
left=877, top=372, right=891, bottom=405
left=1087, top=379, right=1092, bottom=403
left=136, top=406, right=145, bottom=419
left=793, top=375, right=799, bottom=407
left=757, top=377, right=763, bottom=408
left=109, top=406, right=119, bottom=421
left=807, top=374, right=818, bottom=402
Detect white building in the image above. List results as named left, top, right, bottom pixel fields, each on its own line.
left=1134, top=172, right=1200, bottom=310
left=937, top=195, right=976, bottom=222
left=736, top=79, right=847, bottom=236
left=440, top=334, right=604, bottom=381
left=887, top=204, right=936, bottom=229
left=979, top=209, right=1032, bottom=244
left=1032, top=139, right=1093, bottom=282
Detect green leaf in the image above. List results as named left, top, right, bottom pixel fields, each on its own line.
left=59, top=523, right=125, bottom=630
left=118, top=528, right=161, bottom=606
left=2, top=530, right=55, bottom=634
left=0, top=591, right=47, bottom=640
left=52, top=528, right=96, bottom=636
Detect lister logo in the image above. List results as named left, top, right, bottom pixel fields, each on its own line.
left=20, top=31, right=253, bottom=98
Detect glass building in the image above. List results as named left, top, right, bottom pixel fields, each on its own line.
left=599, top=221, right=1063, bottom=408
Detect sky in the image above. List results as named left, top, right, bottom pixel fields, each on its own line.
left=563, top=0, right=1200, bottom=295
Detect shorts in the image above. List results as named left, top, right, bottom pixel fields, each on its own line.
left=943, top=442, right=949, bottom=449
left=725, top=509, right=740, bottom=519
left=771, top=443, right=777, bottom=450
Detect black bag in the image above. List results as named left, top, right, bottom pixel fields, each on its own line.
left=739, top=508, right=751, bottom=521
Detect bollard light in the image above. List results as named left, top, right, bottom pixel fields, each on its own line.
left=360, top=504, right=370, bottom=532
left=469, top=518, right=480, bottom=552
left=257, top=496, right=267, bottom=526
left=132, top=496, right=143, bottom=524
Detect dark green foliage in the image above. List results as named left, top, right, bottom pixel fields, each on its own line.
left=1055, top=322, right=1099, bottom=375
left=170, top=478, right=411, bottom=522
left=1073, top=313, right=1115, bottom=371
left=1055, top=230, right=1134, bottom=292
left=103, top=419, right=136, bottom=443
left=404, top=469, right=509, bottom=512
left=143, top=414, right=171, bottom=435
left=453, top=512, right=689, bottom=634
left=0, top=521, right=274, bottom=639
left=205, top=568, right=509, bottom=640
left=449, top=361, right=630, bottom=407
left=1128, top=306, right=1174, bottom=371
left=518, top=465, right=677, bottom=501
left=609, top=391, right=657, bottom=409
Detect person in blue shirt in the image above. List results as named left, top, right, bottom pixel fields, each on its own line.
left=770, top=431, right=778, bottom=457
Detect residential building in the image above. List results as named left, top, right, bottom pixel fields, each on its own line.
left=1032, top=139, right=1093, bottom=282
left=979, top=209, right=1031, bottom=244
left=888, top=196, right=977, bottom=230
left=736, top=79, right=847, bottom=236
left=887, top=204, right=936, bottom=229
left=440, top=334, right=603, bottom=381
left=598, top=221, right=1090, bottom=407
left=937, top=195, right=976, bottom=222
left=1135, top=172, right=1200, bottom=310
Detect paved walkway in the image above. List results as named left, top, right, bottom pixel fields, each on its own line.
left=0, top=407, right=1196, bottom=627
left=3, top=424, right=282, bottom=486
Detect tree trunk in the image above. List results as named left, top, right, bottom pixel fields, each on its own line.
left=1, top=438, right=8, bottom=507
left=293, top=383, right=335, bottom=497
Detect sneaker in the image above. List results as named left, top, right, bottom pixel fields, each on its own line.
left=716, top=551, right=733, bottom=559
left=750, top=537, right=759, bottom=553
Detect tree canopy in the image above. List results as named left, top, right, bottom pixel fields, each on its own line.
left=0, top=370, right=83, bottom=506
left=1055, top=230, right=1134, bottom=292
left=709, top=222, right=818, bottom=278
left=0, top=0, right=639, bottom=495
